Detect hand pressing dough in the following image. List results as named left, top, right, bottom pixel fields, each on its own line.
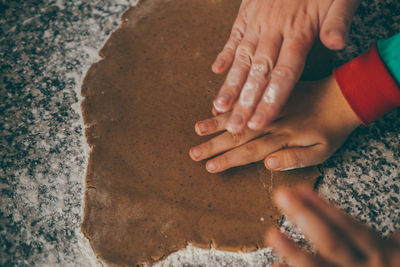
left=81, top=0, right=320, bottom=265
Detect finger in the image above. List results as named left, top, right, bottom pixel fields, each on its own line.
left=212, top=12, right=247, bottom=74
left=266, top=228, right=332, bottom=267
left=295, top=186, right=383, bottom=254
left=274, top=188, right=367, bottom=266
left=190, top=128, right=263, bottom=161
left=248, top=37, right=312, bottom=130
left=194, top=112, right=231, bottom=136
left=264, top=145, right=329, bottom=171
left=213, top=36, right=257, bottom=115
left=227, top=33, right=282, bottom=133
left=205, top=133, right=285, bottom=173
left=390, top=230, right=400, bottom=244
left=211, top=107, right=219, bottom=116
left=320, top=0, right=361, bottom=50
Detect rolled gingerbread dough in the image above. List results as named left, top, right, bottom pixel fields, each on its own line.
left=81, top=0, right=320, bottom=265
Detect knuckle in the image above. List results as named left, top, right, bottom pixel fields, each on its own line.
left=272, top=65, right=297, bottom=81
left=230, top=26, right=244, bottom=43
left=249, top=58, right=272, bottom=78
left=235, top=44, right=253, bottom=66
left=298, top=18, right=317, bottom=38
left=243, top=142, right=258, bottom=157
left=236, top=44, right=252, bottom=55
left=286, top=10, right=317, bottom=39
left=286, top=33, right=314, bottom=54
left=227, top=131, right=245, bottom=145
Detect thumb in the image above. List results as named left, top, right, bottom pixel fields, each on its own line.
left=264, top=145, right=328, bottom=171
left=320, top=0, right=361, bottom=50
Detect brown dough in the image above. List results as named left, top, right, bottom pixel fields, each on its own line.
left=81, top=0, right=320, bottom=265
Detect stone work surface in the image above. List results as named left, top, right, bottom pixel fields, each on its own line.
left=0, top=0, right=399, bottom=266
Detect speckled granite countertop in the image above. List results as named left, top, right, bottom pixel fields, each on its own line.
left=1, top=0, right=399, bottom=266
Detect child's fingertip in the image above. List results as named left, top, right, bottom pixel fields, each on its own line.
left=264, top=227, right=281, bottom=247
left=206, top=160, right=218, bottom=173
left=194, top=122, right=204, bottom=136
left=212, top=58, right=225, bottom=73
left=274, top=187, right=294, bottom=211
left=197, top=122, right=208, bottom=135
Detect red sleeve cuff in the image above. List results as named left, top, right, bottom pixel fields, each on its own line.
left=333, top=44, right=400, bottom=125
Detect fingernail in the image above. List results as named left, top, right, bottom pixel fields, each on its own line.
left=248, top=111, right=265, bottom=129
left=214, top=93, right=231, bottom=111
left=197, top=122, right=208, bottom=134
left=207, top=161, right=217, bottom=172
left=275, top=190, right=291, bottom=210
left=214, top=58, right=225, bottom=69
left=327, top=29, right=346, bottom=46
left=191, top=148, right=202, bottom=159
left=267, top=157, right=280, bottom=169
left=328, top=29, right=343, bottom=38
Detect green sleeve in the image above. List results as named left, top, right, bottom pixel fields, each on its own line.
left=377, top=32, right=400, bottom=86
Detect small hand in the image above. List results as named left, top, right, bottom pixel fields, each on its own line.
left=190, top=76, right=360, bottom=172
left=266, top=186, right=400, bottom=267
left=212, top=0, right=361, bottom=133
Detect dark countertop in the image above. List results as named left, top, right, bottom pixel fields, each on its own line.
left=1, top=0, right=399, bottom=266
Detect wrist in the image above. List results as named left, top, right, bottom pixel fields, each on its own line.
left=329, top=75, right=362, bottom=130
left=323, top=75, right=361, bottom=132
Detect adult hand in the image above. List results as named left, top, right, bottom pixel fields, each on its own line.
left=212, top=0, right=361, bottom=133
left=190, top=76, right=360, bottom=172
left=266, top=186, right=400, bottom=267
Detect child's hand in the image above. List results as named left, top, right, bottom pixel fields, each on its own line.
left=266, top=186, right=400, bottom=267
left=190, top=76, right=360, bottom=172
left=212, top=0, right=360, bottom=134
